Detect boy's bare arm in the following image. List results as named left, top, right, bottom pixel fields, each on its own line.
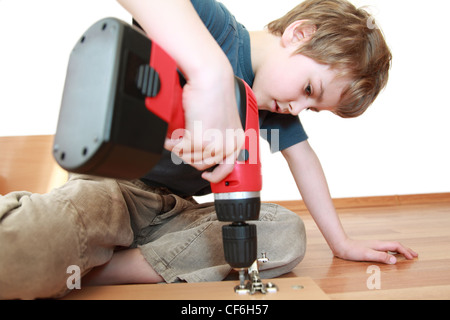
left=117, top=0, right=244, bottom=182
left=282, top=141, right=418, bottom=264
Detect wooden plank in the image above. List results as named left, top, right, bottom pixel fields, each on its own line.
left=62, top=277, right=329, bottom=300
left=397, top=193, right=450, bottom=206
left=0, top=135, right=68, bottom=194
left=274, top=193, right=450, bottom=212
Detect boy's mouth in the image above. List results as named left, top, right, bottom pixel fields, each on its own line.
left=273, top=101, right=281, bottom=113
left=273, top=101, right=289, bottom=114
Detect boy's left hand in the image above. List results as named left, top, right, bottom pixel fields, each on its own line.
left=334, top=238, right=418, bottom=264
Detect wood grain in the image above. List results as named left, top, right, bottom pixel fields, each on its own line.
left=282, top=201, right=450, bottom=300
left=275, top=192, right=450, bottom=211
left=62, top=277, right=329, bottom=300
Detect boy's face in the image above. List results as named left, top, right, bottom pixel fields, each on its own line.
left=253, top=50, right=349, bottom=116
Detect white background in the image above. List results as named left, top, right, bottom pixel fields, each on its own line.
left=0, top=0, right=449, bottom=201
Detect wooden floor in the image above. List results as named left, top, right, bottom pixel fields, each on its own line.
left=281, top=197, right=450, bottom=300
left=3, top=135, right=447, bottom=300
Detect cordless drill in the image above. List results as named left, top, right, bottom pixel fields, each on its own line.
left=53, top=18, right=262, bottom=272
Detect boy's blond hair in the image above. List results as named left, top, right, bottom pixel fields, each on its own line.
left=267, top=0, right=392, bottom=118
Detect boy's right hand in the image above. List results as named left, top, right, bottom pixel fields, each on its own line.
left=164, top=71, right=245, bottom=183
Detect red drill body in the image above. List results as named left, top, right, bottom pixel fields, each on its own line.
left=54, top=17, right=262, bottom=269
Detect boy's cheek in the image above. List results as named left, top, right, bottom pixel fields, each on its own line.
left=251, top=89, right=268, bottom=110
left=250, top=84, right=266, bottom=102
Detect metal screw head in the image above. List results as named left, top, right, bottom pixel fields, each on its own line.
left=291, top=284, right=305, bottom=290
left=266, top=282, right=278, bottom=293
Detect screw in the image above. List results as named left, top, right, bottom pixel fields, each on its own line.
left=291, top=284, right=304, bottom=290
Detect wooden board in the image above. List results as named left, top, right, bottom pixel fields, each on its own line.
left=62, top=277, right=329, bottom=300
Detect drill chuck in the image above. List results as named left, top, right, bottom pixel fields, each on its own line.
left=214, top=192, right=260, bottom=222
left=222, top=223, right=257, bottom=269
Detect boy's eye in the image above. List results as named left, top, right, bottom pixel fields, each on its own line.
left=305, top=84, right=312, bottom=96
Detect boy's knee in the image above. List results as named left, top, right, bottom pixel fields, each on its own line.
left=0, top=224, right=75, bottom=299
left=0, top=193, right=81, bottom=299
left=257, top=204, right=306, bottom=278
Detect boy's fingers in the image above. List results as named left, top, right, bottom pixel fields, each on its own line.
left=164, top=137, right=181, bottom=152
left=365, top=242, right=419, bottom=264
left=366, top=250, right=397, bottom=265
left=201, top=162, right=235, bottom=184
left=372, top=241, right=418, bottom=260
left=164, top=131, right=241, bottom=176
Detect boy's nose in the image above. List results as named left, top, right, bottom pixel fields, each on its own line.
left=288, top=102, right=308, bottom=116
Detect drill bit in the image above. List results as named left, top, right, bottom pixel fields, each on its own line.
left=234, top=268, right=250, bottom=294
left=238, top=268, right=246, bottom=287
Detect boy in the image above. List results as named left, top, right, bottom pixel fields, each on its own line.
left=0, top=0, right=417, bottom=299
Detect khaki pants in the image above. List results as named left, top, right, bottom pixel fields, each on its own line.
left=0, top=174, right=306, bottom=299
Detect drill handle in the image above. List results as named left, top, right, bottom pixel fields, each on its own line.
left=210, top=78, right=262, bottom=195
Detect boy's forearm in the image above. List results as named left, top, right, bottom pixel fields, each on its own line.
left=282, top=141, right=348, bottom=253
left=117, top=0, right=233, bottom=83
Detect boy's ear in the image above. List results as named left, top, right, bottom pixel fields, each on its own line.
left=281, top=20, right=316, bottom=48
